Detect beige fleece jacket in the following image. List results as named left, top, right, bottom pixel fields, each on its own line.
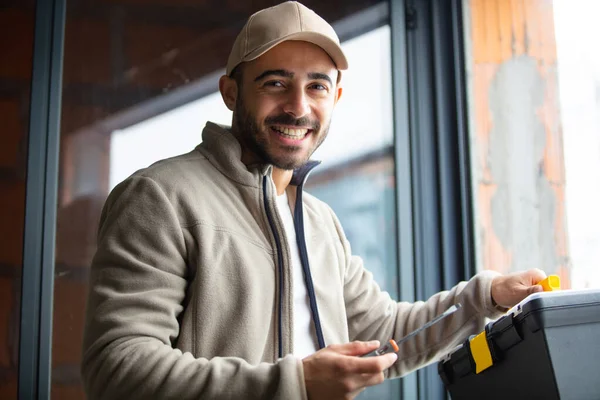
left=81, top=122, right=502, bottom=400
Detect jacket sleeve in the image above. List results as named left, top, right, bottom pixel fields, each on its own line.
left=330, top=209, right=504, bottom=378
left=81, top=175, right=306, bottom=400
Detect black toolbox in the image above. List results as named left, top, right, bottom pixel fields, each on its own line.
left=438, top=289, right=600, bottom=400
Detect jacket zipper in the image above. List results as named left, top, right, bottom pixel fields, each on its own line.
left=262, top=165, right=327, bottom=357
left=294, top=181, right=326, bottom=349
left=262, top=175, right=285, bottom=358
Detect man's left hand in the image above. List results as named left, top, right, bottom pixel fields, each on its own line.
left=491, top=268, right=548, bottom=309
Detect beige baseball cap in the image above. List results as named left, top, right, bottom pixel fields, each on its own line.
left=226, top=1, right=349, bottom=76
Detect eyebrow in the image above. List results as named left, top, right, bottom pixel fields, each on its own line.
left=253, top=69, right=334, bottom=86
left=308, top=72, right=333, bottom=86
left=254, top=69, right=294, bottom=82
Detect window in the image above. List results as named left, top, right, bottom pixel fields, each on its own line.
left=108, top=24, right=398, bottom=400
left=54, top=2, right=398, bottom=398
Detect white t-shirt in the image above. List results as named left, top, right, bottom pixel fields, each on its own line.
left=275, top=190, right=318, bottom=359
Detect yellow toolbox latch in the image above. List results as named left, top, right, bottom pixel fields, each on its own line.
left=469, top=331, right=493, bottom=374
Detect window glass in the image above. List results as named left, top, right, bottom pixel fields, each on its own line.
left=54, top=2, right=399, bottom=399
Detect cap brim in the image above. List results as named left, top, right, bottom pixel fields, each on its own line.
left=241, top=31, right=348, bottom=71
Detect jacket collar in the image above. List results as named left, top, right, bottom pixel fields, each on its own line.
left=197, top=122, right=321, bottom=188
left=290, top=160, right=321, bottom=187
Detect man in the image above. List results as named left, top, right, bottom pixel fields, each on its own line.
left=81, top=2, right=547, bottom=399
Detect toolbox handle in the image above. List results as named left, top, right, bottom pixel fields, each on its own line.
left=538, top=275, right=561, bottom=292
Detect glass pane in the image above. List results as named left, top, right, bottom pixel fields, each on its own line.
left=55, top=2, right=399, bottom=399
left=463, top=0, right=600, bottom=289
left=0, top=1, right=36, bottom=398
left=554, top=0, right=600, bottom=289
left=305, top=25, right=398, bottom=399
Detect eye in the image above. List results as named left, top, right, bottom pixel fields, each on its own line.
left=264, top=80, right=284, bottom=88
left=310, top=83, right=327, bottom=91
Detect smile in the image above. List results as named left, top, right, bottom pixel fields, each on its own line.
left=271, top=125, right=310, bottom=140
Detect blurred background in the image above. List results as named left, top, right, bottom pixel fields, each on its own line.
left=1, top=0, right=599, bottom=398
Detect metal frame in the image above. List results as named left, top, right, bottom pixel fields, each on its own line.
left=19, top=0, right=66, bottom=398
left=404, top=1, right=446, bottom=397
left=392, top=0, right=475, bottom=398
left=431, top=0, right=475, bottom=289
left=390, top=0, right=419, bottom=398
left=450, top=0, right=477, bottom=282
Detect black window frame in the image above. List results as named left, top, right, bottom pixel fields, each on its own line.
left=19, top=0, right=66, bottom=398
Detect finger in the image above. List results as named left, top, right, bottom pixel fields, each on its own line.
left=343, top=369, right=387, bottom=394
left=343, top=352, right=398, bottom=374
left=329, top=340, right=381, bottom=356
left=360, top=371, right=386, bottom=388
left=528, top=268, right=547, bottom=284
left=379, top=352, right=398, bottom=370
left=528, top=284, right=543, bottom=294
left=348, top=387, right=366, bottom=399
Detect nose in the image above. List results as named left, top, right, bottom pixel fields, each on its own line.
left=282, top=88, right=311, bottom=118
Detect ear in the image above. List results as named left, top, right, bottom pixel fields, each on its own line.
left=333, top=85, right=343, bottom=105
left=219, top=75, right=238, bottom=111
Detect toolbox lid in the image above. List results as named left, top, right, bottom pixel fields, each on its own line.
left=507, top=288, right=600, bottom=331
left=440, top=288, right=600, bottom=364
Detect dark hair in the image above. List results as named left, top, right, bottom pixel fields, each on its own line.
left=229, top=63, right=245, bottom=87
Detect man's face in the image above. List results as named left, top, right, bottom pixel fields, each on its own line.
left=228, top=41, right=342, bottom=170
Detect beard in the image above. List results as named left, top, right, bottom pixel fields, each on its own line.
left=232, top=93, right=330, bottom=170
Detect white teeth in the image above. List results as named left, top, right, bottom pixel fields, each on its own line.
left=273, top=126, right=308, bottom=138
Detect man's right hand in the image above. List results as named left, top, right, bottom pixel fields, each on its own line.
left=302, top=341, right=398, bottom=400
